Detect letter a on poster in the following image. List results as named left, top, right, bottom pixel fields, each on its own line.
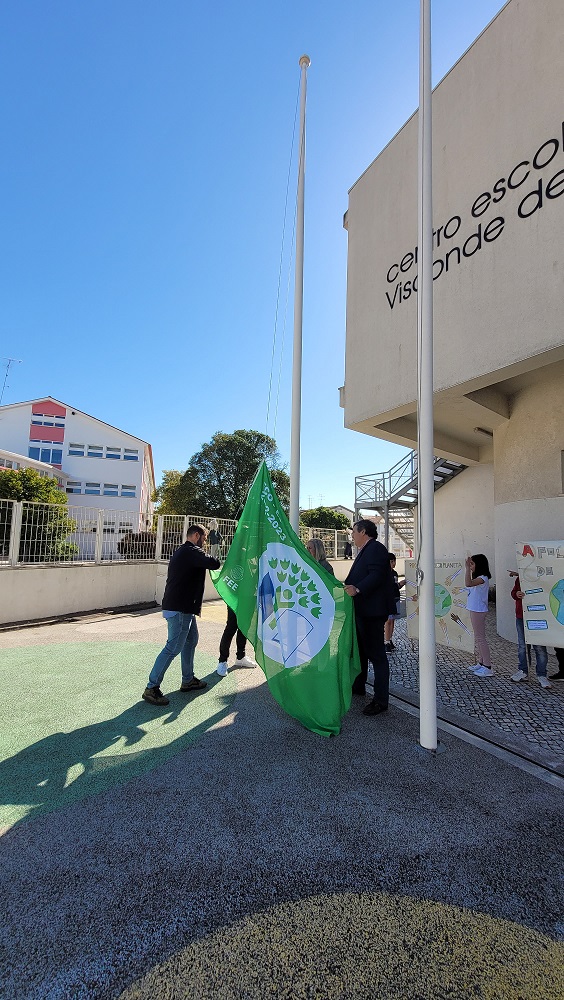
left=515, top=541, right=564, bottom=647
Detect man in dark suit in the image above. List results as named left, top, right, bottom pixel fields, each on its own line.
left=344, top=519, right=397, bottom=716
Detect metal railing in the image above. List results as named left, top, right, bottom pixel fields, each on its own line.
left=355, top=451, right=418, bottom=507
left=0, top=498, right=353, bottom=567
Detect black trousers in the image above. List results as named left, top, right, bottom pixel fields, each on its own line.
left=219, top=606, right=246, bottom=662
left=352, top=614, right=389, bottom=707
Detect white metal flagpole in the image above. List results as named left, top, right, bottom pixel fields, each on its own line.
left=289, top=54, right=311, bottom=532
left=417, top=0, right=438, bottom=750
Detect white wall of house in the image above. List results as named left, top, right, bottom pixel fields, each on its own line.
left=433, top=464, right=495, bottom=570
left=343, top=0, right=564, bottom=649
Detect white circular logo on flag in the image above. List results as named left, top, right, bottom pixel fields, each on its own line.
left=257, top=542, right=335, bottom=668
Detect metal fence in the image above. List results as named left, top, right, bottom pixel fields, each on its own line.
left=0, top=498, right=350, bottom=567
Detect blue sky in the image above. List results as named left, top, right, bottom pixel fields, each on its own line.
left=0, top=0, right=505, bottom=509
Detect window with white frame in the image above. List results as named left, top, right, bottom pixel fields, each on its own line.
left=87, top=445, right=103, bottom=458
left=119, top=520, right=134, bottom=532
left=31, top=418, right=65, bottom=428
left=85, top=482, right=101, bottom=495
left=105, top=447, right=121, bottom=460
left=121, top=484, right=136, bottom=497
left=66, top=482, right=82, bottom=494
left=28, top=446, right=63, bottom=464
left=123, top=449, right=139, bottom=461
left=68, top=443, right=85, bottom=456
left=103, top=483, right=119, bottom=496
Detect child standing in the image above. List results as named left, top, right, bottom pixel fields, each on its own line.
left=465, top=554, right=493, bottom=677
left=508, top=571, right=552, bottom=688
left=385, top=552, right=404, bottom=652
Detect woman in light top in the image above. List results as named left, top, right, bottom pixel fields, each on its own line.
left=306, top=538, right=335, bottom=576
left=465, top=553, right=493, bottom=677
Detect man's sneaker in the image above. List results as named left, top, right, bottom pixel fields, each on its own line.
left=548, top=671, right=564, bottom=681
left=468, top=662, right=482, bottom=671
left=234, top=655, right=257, bottom=668
left=142, top=686, right=170, bottom=706
left=216, top=661, right=228, bottom=677
left=511, top=670, right=528, bottom=682
left=538, top=675, right=552, bottom=689
left=474, top=665, right=494, bottom=677
left=179, top=677, right=208, bottom=692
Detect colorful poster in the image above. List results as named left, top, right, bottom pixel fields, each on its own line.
left=405, top=559, right=474, bottom=653
left=515, top=541, right=564, bottom=647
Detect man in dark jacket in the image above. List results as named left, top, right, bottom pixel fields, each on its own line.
left=142, top=524, right=221, bottom=706
left=344, top=519, right=397, bottom=716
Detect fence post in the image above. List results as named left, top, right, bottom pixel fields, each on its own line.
left=155, top=515, right=164, bottom=561
left=94, top=510, right=104, bottom=563
left=9, top=501, right=23, bottom=566
left=333, top=529, right=338, bottom=559
left=182, top=516, right=189, bottom=543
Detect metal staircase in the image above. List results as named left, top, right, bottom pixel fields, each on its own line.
left=355, top=451, right=467, bottom=549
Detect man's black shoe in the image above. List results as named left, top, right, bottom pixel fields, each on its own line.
left=548, top=671, right=564, bottom=681
left=352, top=686, right=366, bottom=696
left=363, top=701, right=388, bottom=716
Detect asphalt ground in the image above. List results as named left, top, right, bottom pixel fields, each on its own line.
left=0, top=604, right=563, bottom=999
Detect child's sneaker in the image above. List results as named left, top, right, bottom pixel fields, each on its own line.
left=216, top=661, right=228, bottom=677
left=510, top=670, right=528, bottom=682
left=234, top=655, right=257, bottom=668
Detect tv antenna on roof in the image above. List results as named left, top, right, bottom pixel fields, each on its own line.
left=0, top=358, right=23, bottom=406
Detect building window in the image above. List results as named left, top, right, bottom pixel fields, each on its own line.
left=85, top=482, right=101, bottom=495
left=87, top=445, right=103, bottom=458
left=106, top=447, right=121, bottom=460
left=123, top=449, right=139, bottom=461
left=121, top=485, right=136, bottom=497
left=66, top=482, right=82, bottom=494
left=29, top=446, right=62, bottom=464
left=31, top=418, right=65, bottom=428
left=103, top=483, right=119, bottom=496
left=103, top=522, right=115, bottom=534
left=0, top=458, right=14, bottom=468
left=68, top=443, right=85, bottom=457
left=119, top=520, right=134, bottom=533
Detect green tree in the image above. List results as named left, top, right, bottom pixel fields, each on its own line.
left=152, top=468, right=199, bottom=516
left=299, top=507, right=351, bottom=530
left=0, top=468, right=78, bottom=562
left=152, top=430, right=290, bottom=519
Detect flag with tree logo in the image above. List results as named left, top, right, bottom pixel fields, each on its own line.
left=211, top=462, right=360, bottom=736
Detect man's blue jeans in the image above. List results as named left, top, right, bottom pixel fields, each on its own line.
left=148, top=612, right=198, bottom=689
left=516, top=616, right=547, bottom=676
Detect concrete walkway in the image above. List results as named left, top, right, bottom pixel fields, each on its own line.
left=0, top=605, right=563, bottom=999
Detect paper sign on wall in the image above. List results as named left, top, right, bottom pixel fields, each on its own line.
left=405, top=559, right=474, bottom=654
left=515, top=541, right=564, bottom=647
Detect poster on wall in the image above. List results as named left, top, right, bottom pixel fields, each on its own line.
left=405, top=559, right=474, bottom=654
left=515, top=541, right=564, bottom=647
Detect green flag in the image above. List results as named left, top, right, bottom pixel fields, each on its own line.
left=211, top=462, right=360, bottom=736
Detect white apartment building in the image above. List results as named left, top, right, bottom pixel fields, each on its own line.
left=0, top=397, right=155, bottom=532
left=342, top=0, right=564, bottom=639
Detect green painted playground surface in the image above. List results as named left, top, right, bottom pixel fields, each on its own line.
left=1, top=642, right=236, bottom=831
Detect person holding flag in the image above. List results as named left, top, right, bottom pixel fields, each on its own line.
left=211, top=463, right=360, bottom=737
left=344, top=520, right=397, bottom=716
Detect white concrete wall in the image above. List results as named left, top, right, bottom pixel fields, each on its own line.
left=433, top=464, right=495, bottom=570
left=344, top=0, right=564, bottom=432
left=495, top=497, right=564, bottom=642
left=0, top=563, right=158, bottom=625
